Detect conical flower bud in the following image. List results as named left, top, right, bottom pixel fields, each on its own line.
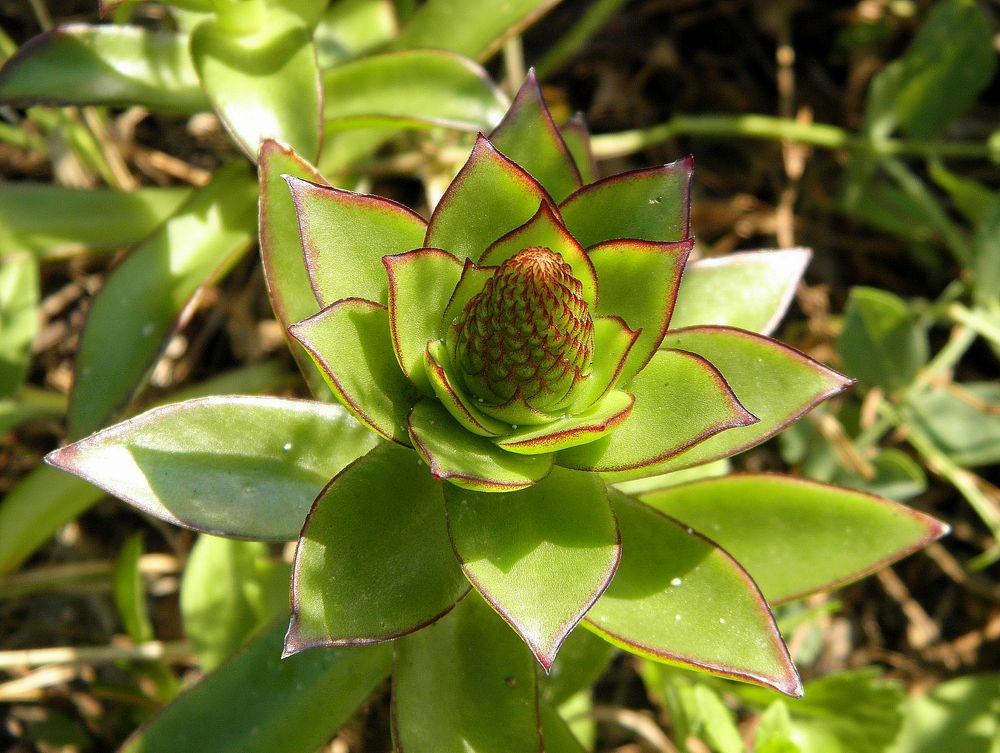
left=453, top=247, right=594, bottom=411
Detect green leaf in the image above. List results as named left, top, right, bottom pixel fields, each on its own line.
left=649, top=326, right=854, bottom=475
left=67, top=163, right=257, bottom=439
left=393, top=592, right=542, bottom=753
left=0, top=388, right=65, bottom=435
left=323, top=50, right=508, bottom=132
left=541, top=703, right=588, bottom=753
left=542, top=626, right=617, bottom=707
left=907, top=382, right=1000, bottom=468
left=408, top=398, right=555, bottom=491
left=444, top=468, right=619, bottom=669
left=560, top=157, right=692, bottom=247
left=889, top=674, right=1000, bottom=753
left=181, top=535, right=290, bottom=670
left=670, top=249, right=811, bottom=335
left=587, top=238, right=691, bottom=383
left=489, top=70, right=582, bottom=202
left=287, top=442, right=468, bottom=651
left=557, top=348, right=756, bottom=477
left=425, top=134, right=555, bottom=261
left=190, top=8, right=321, bottom=162
left=584, top=491, right=801, bottom=696
left=119, top=621, right=391, bottom=753
left=314, top=0, right=398, bottom=68
left=496, top=389, right=635, bottom=455
left=0, top=184, right=190, bottom=259
left=0, top=25, right=207, bottom=111
left=257, top=139, right=330, bottom=399
left=928, top=162, right=996, bottom=226
left=47, top=396, right=378, bottom=541
left=838, top=287, right=928, bottom=393
left=694, top=684, right=745, bottom=753
left=971, top=197, right=1000, bottom=306
left=424, top=339, right=509, bottom=437
left=285, top=175, right=426, bottom=308
left=114, top=534, right=154, bottom=644
left=641, top=474, right=946, bottom=604
left=831, top=447, right=927, bottom=502
left=0, top=253, right=37, bottom=398
left=395, top=0, right=561, bottom=61
left=755, top=702, right=800, bottom=753
left=290, top=299, right=418, bottom=443
left=384, top=248, right=463, bottom=395
left=560, top=114, right=597, bottom=185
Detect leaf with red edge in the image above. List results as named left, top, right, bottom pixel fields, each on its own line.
left=568, top=316, right=640, bottom=410
left=425, top=134, right=556, bottom=260
left=641, top=474, right=948, bottom=604
left=289, top=299, right=419, bottom=444
left=285, top=176, right=426, bottom=307
left=408, top=398, right=553, bottom=492
left=424, top=340, right=508, bottom=437
left=560, top=114, right=597, bottom=185
left=286, top=442, right=469, bottom=653
left=588, top=237, right=692, bottom=383
left=480, top=202, right=597, bottom=308
left=584, top=490, right=802, bottom=697
left=559, top=157, right=693, bottom=247
left=645, top=327, right=855, bottom=476
left=444, top=468, right=619, bottom=670
left=489, top=70, right=582, bottom=203
left=384, top=248, right=463, bottom=395
left=441, top=258, right=496, bottom=329
left=496, top=390, right=635, bottom=455
left=557, top=349, right=756, bottom=475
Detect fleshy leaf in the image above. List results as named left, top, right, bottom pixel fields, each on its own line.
left=425, top=340, right=509, bottom=437
left=489, top=70, right=582, bottom=202
left=289, top=299, right=418, bottom=444
left=408, top=398, right=554, bottom=492
left=392, top=592, right=541, bottom=753
left=0, top=25, right=207, bottom=112
left=46, top=397, right=377, bottom=541
left=648, top=326, right=855, bottom=475
left=384, top=248, right=463, bottom=395
left=441, top=258, right=496, bottom=328
left=669, top=248, right=811, bottom=335
left=559, top=157, right=693, bottom=247
left=444, top=468, right=619, bottom=669
left=286, top=443, right=469, bottom=652
left=425, top=134, right=556, bottom=260
left=496, top=390, right=635, bottom=455
left=584, top=491, right=802, bottom=696
left=641, top=474, right=948, bottom=604
left=560, top=114, right=597, bottom=185
left=568, top=316, right=641, bottom=410
left=480, top=202, right=597, bottom=308
left=257, top=139, right=329, bottom=398
left=190, top=8, right=322, bottom=162
left=557, top=348, right=756, bottom=475
left=285, top=176, right=426, bottom=307
left=587, top=238, right=692, bottom=382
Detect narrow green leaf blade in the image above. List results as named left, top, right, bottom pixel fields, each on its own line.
left=444, top=468, right=619, bottom=669
left=287, top=442, right=468, bottom=652
left=889, top=674, right=1000, bottom=753
left=314, top=0, right=398, bottom=68
left=0, top=253, right=38, bottom=397
left=642, top=474, right=947, bottom=605
left=114, top=533, right=154, bottom=644
left=907, top=382, right=1000, bottom=468
left=67, top=164, right=257, bottom=439
left=120, top=620, right=391, bottom=753
left=48, top=396, right=378, bottom=541
left=393, top=592, right=542, bottom=753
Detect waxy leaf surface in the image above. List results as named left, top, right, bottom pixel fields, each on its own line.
left=68, top=164, right=257, bottom=439
left=669, top=249, right=810, bottom=335
left=585, top=491, right=801, bottom=696
left=120, top=621, right=390, bottom=753
left=642, top=475, right=947, bottom=604
left=48, top=396, right=377, bottom=541
left=0, top=25, right=207, bottom=111
left=560, top=115, right=597, bottom=184
left=445, top=468, right=619, bottom=669
left=288, top=443, right=468, bottom=652
left=393, top=593, right=542, bottom=753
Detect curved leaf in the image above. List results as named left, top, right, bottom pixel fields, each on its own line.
left=287, top=442, right=469, bottom=652
left=425, top=340, right=508, bottom=437
left=496, top=389, right=634, bottom=455
left=584, top=491, right=801, bottom=696
left=641, top=474, right=948, bottom=604
left=445, top=468, right=619, bottom=669
left=47, top=396, right=377, bottom=541
left=560, top=114, right=597, bottom=185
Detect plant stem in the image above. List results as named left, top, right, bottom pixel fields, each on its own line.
left=0, top=641, right=193, bottom=669
left=535, top=0, right=629, bottom=79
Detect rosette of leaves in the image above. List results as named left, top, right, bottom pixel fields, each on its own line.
left=46, top=74, right=947, bottom=751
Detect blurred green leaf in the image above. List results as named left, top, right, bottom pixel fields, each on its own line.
left=395, top=0, right=562, bottom=61
left=831, top=447, right=927, bottom=502
left=0, top=185, right=191, bottom=259
left=181, top=535, right=290, bottom=670
left=0, top=25, right=207, bottom=112
left=314, top=0, right=398, bottom=68
left=754, top=701, right=800, bottom=753
left=119, top=620, right=391, bottom=753
left=928, top=162, right=997, bottom=226
left=114, top=534, right=154, bottom=644
left=838, top=287, right=928, bottom=393
left=971, top=197, right=1000, bottom=306
left=907, top=382, right=1000, bottom=468
left=542, top=625, right=616, bottom=708
left=888, top=674, right=1000, bottom=753
left=0, top=253, right=38, bottom=397
left=67, top=164, right=256, bottom=439
left=541, top=703, right=588, bottom=753
left=0, top=387, right=66, bottom=435
left=694, top=684, right=745, bottom=753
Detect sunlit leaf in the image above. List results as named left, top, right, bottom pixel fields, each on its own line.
left=0, top=253, right=37, bottom=398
